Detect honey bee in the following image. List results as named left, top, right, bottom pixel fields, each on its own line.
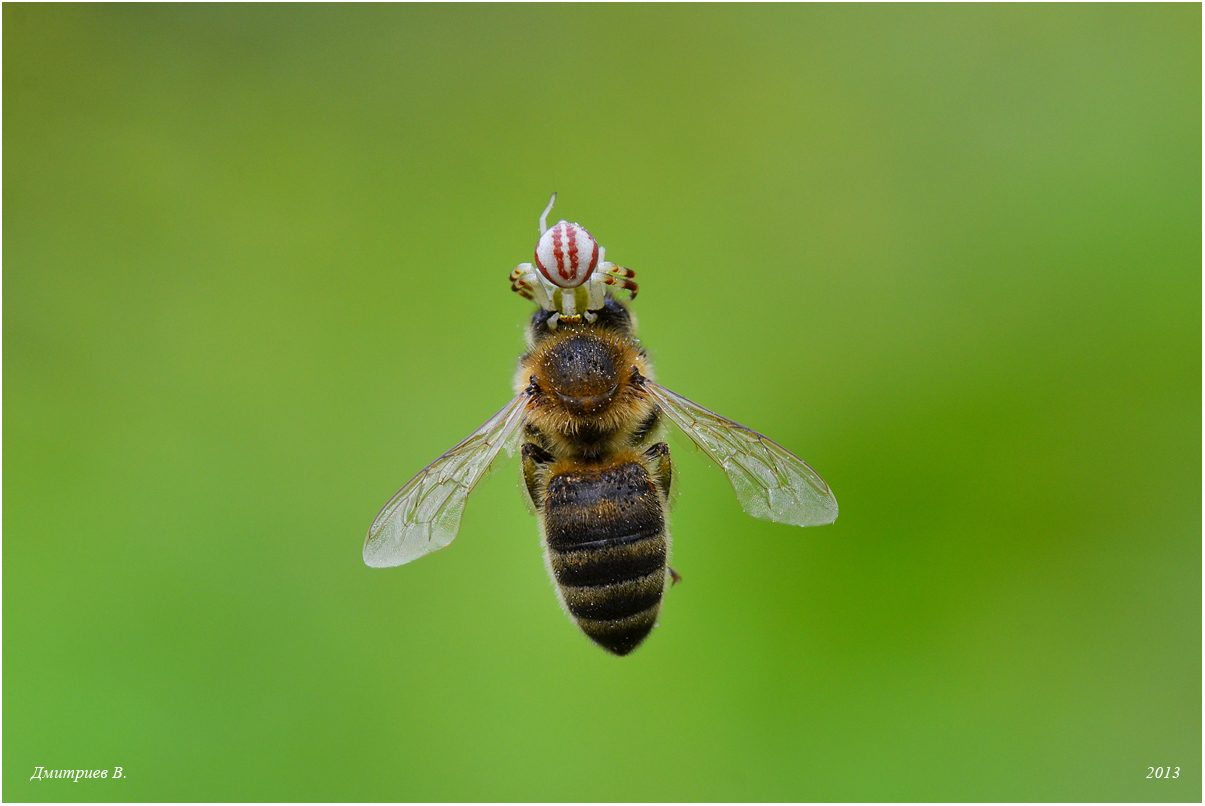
left=364, top=195, right=838, bottom=655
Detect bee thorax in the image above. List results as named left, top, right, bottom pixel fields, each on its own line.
left=517, top=321, right=656, bottom=458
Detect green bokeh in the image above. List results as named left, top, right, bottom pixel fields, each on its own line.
left=5, top=4, right=1199, bottom=801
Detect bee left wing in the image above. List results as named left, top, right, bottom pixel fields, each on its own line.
left=363, top=394, right=531, bottom=568
left=642, top=381, right=838, bottom=527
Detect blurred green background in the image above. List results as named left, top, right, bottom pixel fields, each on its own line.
left=5, top=4, right=1200, bottom=802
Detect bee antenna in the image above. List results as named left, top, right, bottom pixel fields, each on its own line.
left=538, top=192, right=557, bottom=236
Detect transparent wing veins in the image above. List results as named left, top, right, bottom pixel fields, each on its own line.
left=644, top=381, right=838, bottom=527
left=363, top=394, right=530, bottom=567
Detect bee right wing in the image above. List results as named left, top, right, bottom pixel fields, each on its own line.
left=642, top=381, right=838, bottom=528
left=363, top=394, right=531, bottom=568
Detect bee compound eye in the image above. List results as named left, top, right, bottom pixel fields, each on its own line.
left=534, top=221, right=600, bottom=288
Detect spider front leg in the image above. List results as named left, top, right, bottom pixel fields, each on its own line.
left=600, top=262, right=638, bottom=299
left=509, top=266, right=535, bottom=300
left=510, top=263, right=551, bottom=307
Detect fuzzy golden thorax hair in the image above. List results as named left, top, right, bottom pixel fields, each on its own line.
left=514, top=324, right=657, bottom=460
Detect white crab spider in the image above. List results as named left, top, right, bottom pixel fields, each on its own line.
left=509, top=193, right=638, bottom=328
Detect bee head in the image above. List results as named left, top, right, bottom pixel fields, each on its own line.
left=534, top=221, right=600, bottom=289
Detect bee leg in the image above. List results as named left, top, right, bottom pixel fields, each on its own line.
left=643, top=442, right=674, bottom=500
left=668, top=566, right=682, bottom=586
left=521, top=442, right=555, bottom=509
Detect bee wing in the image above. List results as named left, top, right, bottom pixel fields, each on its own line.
left=364, top=394, right=531, bottom=568
left=643, top=381, right=838, bottom=527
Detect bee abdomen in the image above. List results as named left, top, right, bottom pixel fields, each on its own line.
left=552, top=537, right=666, bottom=587
left=561, top=570, right=665, bottom=620
left=543, top=461, right=669, bottom=656
left=574, top=607, right=662, bottom=657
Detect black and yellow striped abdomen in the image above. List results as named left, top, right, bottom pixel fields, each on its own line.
left=542, top=461, right=668, bottom=656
